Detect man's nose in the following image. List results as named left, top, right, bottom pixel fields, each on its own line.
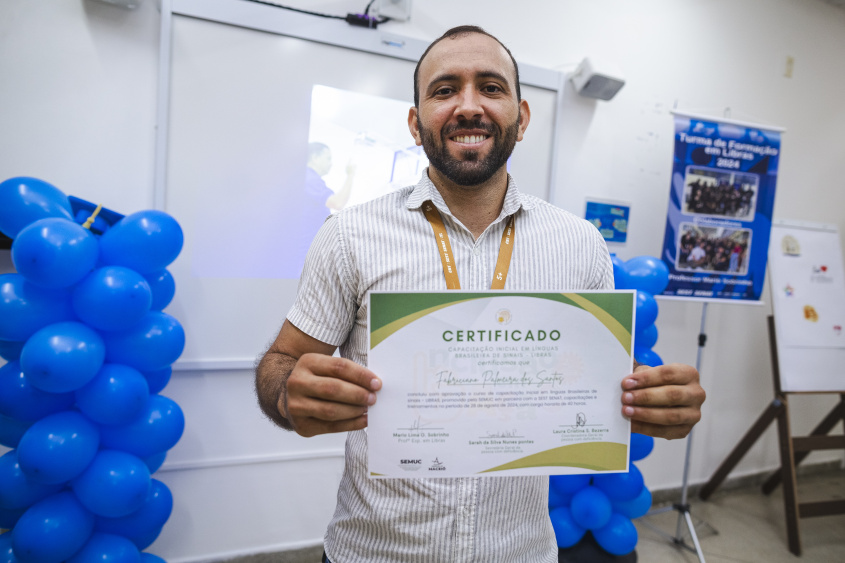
left=453, top=87, right=483, bottom=120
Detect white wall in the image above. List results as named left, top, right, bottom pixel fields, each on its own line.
left=1, top=0, right=844, bottom=561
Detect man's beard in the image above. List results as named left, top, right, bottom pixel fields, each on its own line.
left=418, top=115, right=519, bottom=187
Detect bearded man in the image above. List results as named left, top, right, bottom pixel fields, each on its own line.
left=255, top=25, right=705, bottom=563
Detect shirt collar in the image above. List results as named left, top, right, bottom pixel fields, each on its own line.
left=406, top=168, right=535, bottom=221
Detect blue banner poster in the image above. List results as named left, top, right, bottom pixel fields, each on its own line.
left=660, top=113, right=782, bottom=302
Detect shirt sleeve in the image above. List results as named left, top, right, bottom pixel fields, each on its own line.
left=588, top=227, right=615, bottom=290
left=287, top=213, right=358, bottom=346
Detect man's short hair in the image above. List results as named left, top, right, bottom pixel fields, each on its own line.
left=413, top=25, right=521, bottom=107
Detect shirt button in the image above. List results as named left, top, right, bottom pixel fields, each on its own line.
left=473, top=248, right=480, bottom=257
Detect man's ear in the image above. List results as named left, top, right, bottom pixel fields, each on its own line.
left=408, top=106, right=423, bottom=146
left=516, top=99, right=531, bottom=143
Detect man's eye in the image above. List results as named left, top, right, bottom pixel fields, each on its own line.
left=483, top=85, right=502, bottom=93
left=434, top=87, right=453, bottom=96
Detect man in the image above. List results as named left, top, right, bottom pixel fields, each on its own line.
left=256, top=25, right=705, bottom=562
left=287, top=143, right=357, bottom=277
left=688, top=241, right=707, bottom=269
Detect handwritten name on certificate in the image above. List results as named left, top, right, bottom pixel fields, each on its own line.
left=367, top=291, right=635, bottom=479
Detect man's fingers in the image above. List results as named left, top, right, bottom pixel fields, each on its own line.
left=303, top=354, right=381, bottom=393
left=284, top=353, right=383, bottom=437
left=622, top=404, right=702, bottom=427
left=631, top=420, right=694, bottom=441
left=623, top=363, right=699, bottom=390
left=290, top=354, right=381, bottom=407
left=288, top=396, right=369, bottom=423
left=622, top=385, right=695, bottom=408
left=622, top=363, right=705, bottom=409
left=293, top=413, right=369, bottom=438
left=620, top=362, right=706, bottom=441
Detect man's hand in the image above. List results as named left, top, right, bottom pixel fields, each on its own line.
left=621, top=363, right=705, bottom=439
left=284, top=353, right=382, bottom=438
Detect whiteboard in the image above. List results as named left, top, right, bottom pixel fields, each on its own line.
left=769, top=220, right=845, bottom=392
left=161, top=4, right=564, bottom=366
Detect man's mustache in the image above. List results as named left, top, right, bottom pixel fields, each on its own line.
left=441, top=119, right=498, bottom=137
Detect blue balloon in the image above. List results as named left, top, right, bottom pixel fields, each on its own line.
left=75, top=364, right=150, bottom=426
left=11, top=218, right=99, bottom=289
left=99, top=394, right=185, bottom=458
left=100, top=312, right=185, bottom=372
left=142, top=452, right=167, bottom=474
left=630, top=433, right=655, bottom=462
left=72, top=267, right=152, bottom=331
left=72, top=450, right=151, bottom=518
left=634, top=323, right=658, bottom=350
left=67, top=533, right=141, bottom=563
left=141, top=367, right=171, bottom=395
left=0, top=275, right=75, bottom=341
left=99, top=211, right=183, bottom=274
left=140, top=554, right=166, bottom=563
left=0, top=414, right=32, bottom=449
left=0, top=340, right=24, bottom=362
left=635, top=291, right=658, bottom=329
left=0, top=361, right=75, bottom=421
left=96, top=479, right=172, bottom=545
left=549, top=506, right=587, bottom=548
left=0, top=531, right=19, bottom=563
left=633, top=346, right=664, bottom=367
left=593, top=464, right=644, bottom=502
left=612, top=486, right=652, bottom=520
left=17, top=411, right=100, bottom=485
left=0, top=450, right=63, bottom=510
left=20, top=322, right=105, bottom=393
left=550, top=474, right=591, bottom=496
left=624, top=255, right=670, bottom=296
left=143, top=270, right=175, bottom=311
left=592, top=513, right=638, bottom=556
left=0, top=177, right=72, bottom=239
left=11, top=492, right=95, bottom=563
left=570, top=486, right=612, bottom=530
left=610, top=254, right=630, bottom=290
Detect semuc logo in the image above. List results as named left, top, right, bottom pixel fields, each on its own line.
left=399, top=459, right=423, bottom=472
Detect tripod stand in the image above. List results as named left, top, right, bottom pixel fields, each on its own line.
left=639, top=302, right=715, bottom=562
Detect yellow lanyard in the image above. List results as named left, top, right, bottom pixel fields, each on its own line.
left=421, top=200, right=515, bottom=290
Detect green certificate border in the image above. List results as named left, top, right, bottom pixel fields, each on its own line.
left=370, top=291, right=634, bottom=355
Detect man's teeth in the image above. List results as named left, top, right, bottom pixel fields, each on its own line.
left=453, top=135, right=486, bottom=144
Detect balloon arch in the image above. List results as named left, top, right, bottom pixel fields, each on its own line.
left=0, top=177, right=185, bottom=563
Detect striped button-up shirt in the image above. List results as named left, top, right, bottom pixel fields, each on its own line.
left=288, top=171, right=613, bottom=563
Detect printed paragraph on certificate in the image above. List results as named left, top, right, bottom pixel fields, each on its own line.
left=367, top=291, right=635, bottom=478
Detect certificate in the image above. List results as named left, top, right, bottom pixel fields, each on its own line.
left=367, top=291, right=635, bottom=479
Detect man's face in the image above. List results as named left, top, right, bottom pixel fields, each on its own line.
left=310, top=149, right=332, bottom=177
left=409, top=33, right=530, bottom=187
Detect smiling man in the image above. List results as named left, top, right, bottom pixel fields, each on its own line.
left=255, top=26, right=705, bottom=563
